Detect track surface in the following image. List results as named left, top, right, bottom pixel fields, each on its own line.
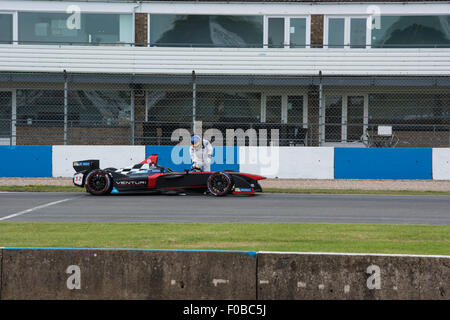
left=0, top=192, right=449, bottom=225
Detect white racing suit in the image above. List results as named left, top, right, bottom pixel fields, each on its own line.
left=190, top=139, right=213, bottom=172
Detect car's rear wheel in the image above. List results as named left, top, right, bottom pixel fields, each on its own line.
left=85, top=170, right=112, bottom=195
left=207, top=172, right=233, bottom=196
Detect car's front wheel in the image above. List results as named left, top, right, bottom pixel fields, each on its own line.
left=85, top=170, right=112, bottom=195
left=207, top=172, right=233, bottom=196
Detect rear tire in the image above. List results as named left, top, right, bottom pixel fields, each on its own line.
left=85, top=170, right=112, bottom=195
left=207, top=172, right=233, bottom=196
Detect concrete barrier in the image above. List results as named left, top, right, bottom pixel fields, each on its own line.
left=257, top=252, right=449, bottom=300
left=146, top=145, right=239, bottom=172
left=52, top=146, right=146, bottom=177
left=0, top=146, right=52, bottom=177
left=334, top=148, right=433, bottom=179
left=239, top=147, right=334, bottom=179
left=0, top=248, right=256, bottom=300
left=433, top=148, right=450, bottom=180
left=0, top=248, right=2, bottom=299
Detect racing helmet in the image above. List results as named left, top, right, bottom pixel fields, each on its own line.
left=190, top=135, right=202, bottom=150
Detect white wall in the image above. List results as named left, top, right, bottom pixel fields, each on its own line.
left=1, top=45, right=450, bottom=76
left=432, top=148, right=450, bottom=180
left=52, top=145, right=146, bottom=177
left=239, top=147, right=334, bottom=179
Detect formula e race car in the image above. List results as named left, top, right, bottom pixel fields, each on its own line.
left=72, top=154, right=266, bottom=196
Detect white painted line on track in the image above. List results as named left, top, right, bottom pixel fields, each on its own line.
left=0, top=198, right=76, bottom=221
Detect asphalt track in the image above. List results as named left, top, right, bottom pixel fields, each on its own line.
left=0, top=192, right=449, bottom=225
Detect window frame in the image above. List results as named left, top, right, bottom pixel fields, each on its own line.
left=263, top=15, right=311, bottom=49
left=324, top=15, right=371, bottom=49
left=0, top=12, right=16, bottom=45
left=16, top=11, right=134, bottom=46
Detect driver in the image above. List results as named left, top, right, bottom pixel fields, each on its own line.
left=190, top=135, right=213, bottom=172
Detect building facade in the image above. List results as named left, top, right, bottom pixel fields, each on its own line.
left=0, top=0, right=449, bottom=147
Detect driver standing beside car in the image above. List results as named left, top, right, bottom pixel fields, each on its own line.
left=190, top=135, right=213, bottom=172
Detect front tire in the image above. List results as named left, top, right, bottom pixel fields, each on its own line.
left=85, top=170, right=112, bottom=195
left=207, top=172, right=233, bottom=196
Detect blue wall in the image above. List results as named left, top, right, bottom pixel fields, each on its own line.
left=0, top=146, right=52, bottom=177
left=334, top=148, right=433, bottom=180
left=145, top=145, right=239, bottom=172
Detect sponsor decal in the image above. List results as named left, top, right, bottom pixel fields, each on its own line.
left=73, top=173, right=84, bottom=186
left=73, top=161, right=91, bottom=167
left=116, top=180, right=147, bottom=186
left=235, top=188, right=252, bottom=192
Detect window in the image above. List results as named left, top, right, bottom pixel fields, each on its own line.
left=267, top=18, right=284, bottom=48
left=371, top=15, right=450, bottom=48
left=16, top=89, right=131, bottom=126
left=18, top=12, right=132, bottom=45
left=147, top=91, right=261, bottom=123
left=290, top=18, right=307, bottom=48
left=0, top=14, right=13, bottom=44
left=325, top=16, right=368, bottom=48
left=150, top=15, right=263, bottom=48
left=368, top=93, right=450, bottom=128
left=287, top=95, right=304, bottom=124
left=0, top=91, right=12, bottom=138
left=265, top=16, right=309, bottom=48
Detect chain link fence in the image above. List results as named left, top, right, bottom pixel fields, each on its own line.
left=0, top=72, right=449, bottom=147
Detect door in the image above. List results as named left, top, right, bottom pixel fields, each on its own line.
left=324, top=95, right=342, bottom=142
left=346, top=95, right=365, bottom=142
left=0, top=91, right=12, bottom=145
left=323, top=94, right=367, bottom=144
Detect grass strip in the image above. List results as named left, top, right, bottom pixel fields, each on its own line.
left=0, top=222, right=449, bottom=256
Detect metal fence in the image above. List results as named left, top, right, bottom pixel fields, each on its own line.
left=0, top=72, right=449, bottom=147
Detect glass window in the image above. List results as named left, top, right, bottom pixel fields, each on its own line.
left=347, top=95, right=364, bottom=141
left=371, top=16, right=450, bottom=48
left=69, top=90, right=132, bottom=126
left=325, top=96, right=342, bottom=142
left=147, top=91, right=261, bottom=123
left=368, top=93, right=450, bottom=129
left=147, top=91, right=193, bottom=122
left=0, top=91, right=12, bottom=137
left=350, top=18, right=366, bottom=48
left=290, top=18, right=306, bottom=48
left=268, top=18, right=284, bottom=48
left=150, top=15, right=263, bottom=48
left=16, top=89, right=131, bottom=126
left=287, top=95, right=303, bottom=124
left=328, top=18, right=345, bottom=48
left=0, top=14, right=13, bottom=44
left=266, top=95, right=282, bottom=123
left=18, top=12, right=133, bottom=45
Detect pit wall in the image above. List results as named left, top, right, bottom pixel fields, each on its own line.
left=0, top=248, right=448, bottom=300
left=0, top=145, right=449, bottom=180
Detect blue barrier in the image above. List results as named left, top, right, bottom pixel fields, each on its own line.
left=145, top=145, right=240, bottom=172
left=334, top=148, right=433, bottom=180
left=0, top=146, right=52, bottom=177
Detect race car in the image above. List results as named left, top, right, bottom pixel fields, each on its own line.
left=72, top=154, right=266, bottom=196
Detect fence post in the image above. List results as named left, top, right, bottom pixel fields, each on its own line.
left=318, top=70, right=324, bottom=146
left=63, top=70, right=68, bottom=145
left=192, top=70, right=196, bottom=132
left=130, top=90, right=135, bottom=145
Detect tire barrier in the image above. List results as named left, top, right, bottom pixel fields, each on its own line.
left=0, top=249, right=448, bottom=300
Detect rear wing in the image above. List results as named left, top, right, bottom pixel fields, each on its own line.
left=73, top=160, right=99, bottom=173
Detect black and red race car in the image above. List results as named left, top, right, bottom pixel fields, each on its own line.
left=73, top=154, right=266, bottom=196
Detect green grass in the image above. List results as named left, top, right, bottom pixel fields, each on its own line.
left=1, top=185, right=450, bottom=196
left=0, top=222, right=449, bottom=255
